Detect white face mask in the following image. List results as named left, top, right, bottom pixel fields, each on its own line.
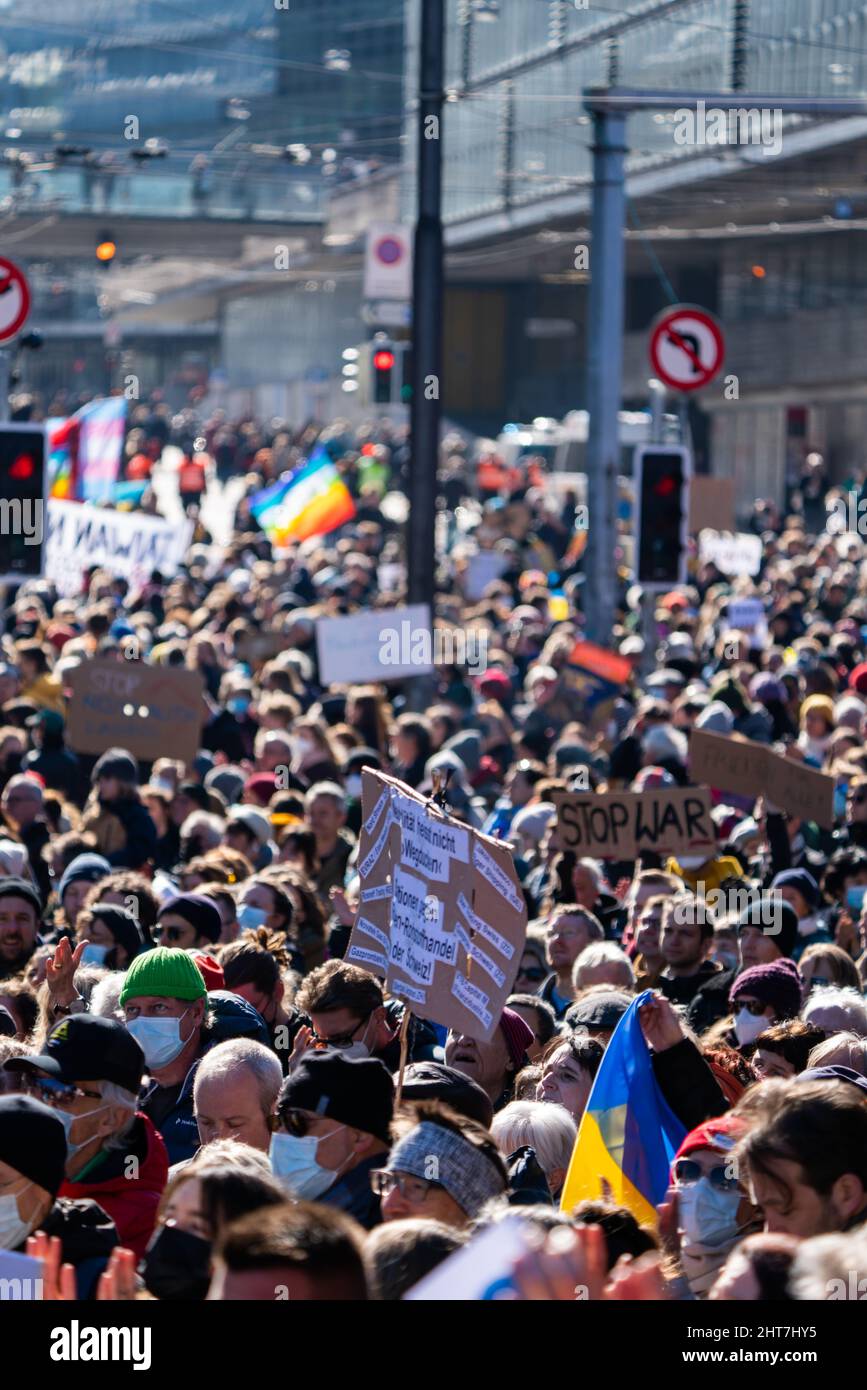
left=345, top=774, right=363, bottom=799
left=733, top=1007, right=770, bottom=1047
left=0, top=1185, right=33, bottom=1249
left=57, top=1103, right=113, bottom=1160
left=678, top=1178, right=743, bottom=1249
left=797, top=912, right=820, bottom=938
left=127, top=1007, right=192, bottom=1071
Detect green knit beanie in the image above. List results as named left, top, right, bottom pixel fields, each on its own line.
left=119, top=946, right=207, bottom=1006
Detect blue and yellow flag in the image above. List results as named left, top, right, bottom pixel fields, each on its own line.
left=559, top=990, right=686, bottom=1225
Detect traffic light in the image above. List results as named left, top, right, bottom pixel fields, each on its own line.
left=400, top=345, right=414, bottom=403
left=0, top=424, right=47, bottom=584
left=372, top=347, right=395, bottom=403
left=633, top=445, right=692, bottom=588
left=96, top=233, right=117, bottom=270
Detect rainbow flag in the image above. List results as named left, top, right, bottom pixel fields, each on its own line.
left=250, top=448, right=356, bottom=545
left=47, top=398, right=127, bottom=503
left=48, top=416, right=77, bottom=499
left=559, top=991, right=686, bottom=1225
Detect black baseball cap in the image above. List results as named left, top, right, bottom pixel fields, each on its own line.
left=5, top=1014, right=145, bottom=1094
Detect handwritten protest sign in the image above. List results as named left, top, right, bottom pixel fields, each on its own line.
left=45, top=501, right=192, bottom=597
left=66, top=660, right=205, bottom=767
left=689, top=728, right=834, bottom=829
left=699, top=530, right=762, bottom=577
left=554, top=786, right=715, bottom=860
left=346, top=770, right=527, bottom=1039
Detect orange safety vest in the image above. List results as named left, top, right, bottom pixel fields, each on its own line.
left=178, top=457, right=206, bottom=493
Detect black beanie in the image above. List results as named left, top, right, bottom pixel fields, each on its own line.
left=0, top=875, right=42, bottom=917
left=277, top=1051, right=394, bottom=1145
left=159, top=893, right=222, bottom=945
left=89, top=904, right=146, bottom=961
left=736, top=898, right=799, bottom=959
left=0, top=1095, right=67, bottom=1197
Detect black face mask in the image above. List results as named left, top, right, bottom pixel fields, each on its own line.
left=143, top=1224, right=212, bottom=1301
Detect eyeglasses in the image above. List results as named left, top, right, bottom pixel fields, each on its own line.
left=309, top=1013, right=371, bottom=1050
left=673, top=1158, right=740, bottom=1193
left=276, top=1107, right=314, bottom=1138
left=369, top=1170, right=439, bottom=1203
left=26, top=1076, right=102, bottom=1109
left=154, top=925, right=189, bottom=944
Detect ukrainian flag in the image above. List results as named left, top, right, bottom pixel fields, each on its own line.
left=559, top=990, right=686, bottom=1225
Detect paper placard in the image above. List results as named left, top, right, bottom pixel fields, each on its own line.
left=689, top=728, right=835, bottom=829
left=554, top=787, right=715, bottom=860
left=66, top=659, right=205, bottom=767
left=316, top=605, right=433, bottom=685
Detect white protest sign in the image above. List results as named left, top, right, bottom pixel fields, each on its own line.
left=45, top=500, right=192, bottom=597
left=405, top=1216, right=532, bottom=1300
left=464, top=550, right=509, bottom=602
left=316, top=604, right=433, bottom=685
left=0, top=1249, right=44, bottom=1299
left=726, top=598, right=766, bottom=632
left=699, top=530, right=762, bottom=577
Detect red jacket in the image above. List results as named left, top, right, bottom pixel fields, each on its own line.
left=59, top=1113, right=169, bottom=1258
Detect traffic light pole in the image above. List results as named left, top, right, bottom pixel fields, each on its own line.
left=406, top=0, right=444, bottom=708
left=0, top=352, right=10, bottom=422
left=582, top=86, right=867, bottom=646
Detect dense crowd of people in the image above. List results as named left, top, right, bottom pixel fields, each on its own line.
left=2, top=396, right=867, bottom=1303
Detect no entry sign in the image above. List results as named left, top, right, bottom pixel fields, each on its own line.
left=0, top=258, right=31, bottom=344
left=649, top=305, right=724, bottom=393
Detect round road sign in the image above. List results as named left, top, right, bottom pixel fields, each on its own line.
left=0, top=258, right=31, bottom=344
left=649, top=305, right=725, bottom=393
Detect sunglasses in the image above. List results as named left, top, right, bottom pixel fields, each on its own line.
left=27, top=1076, right=102, bottom=1108
left=520, top=968, right=547, bottom=984
left=276, top=1108, right=314, bottom=1138
left=154, top=925, right=189, bottom=944
left=673, top=1158, right=740, bottom=1193
left=308, top=1013, right=371, bottom=1050
left=737, top=998, right=770, bottom=1017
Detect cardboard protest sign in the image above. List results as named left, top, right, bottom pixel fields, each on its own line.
left=688, top=476, right=735, bottom=534
left=316, top=605, right=433, bottom=686
left=233, top=631, right=286, bottom=666
left=554, top=786, right=715, bottom=860
left=45, top=501, right=192, bottom=597
left=346, top=770, right=527, bottom=1040
left=66, top=659, right=206, bottom=767
left=689, top=728, right=834, bottom=829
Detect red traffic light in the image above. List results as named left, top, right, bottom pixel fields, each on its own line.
left=653, top=474, right=678, bottom=497
left=9, top=453, right=35, bottom=480
left=373, top=350, right=395, bottom=371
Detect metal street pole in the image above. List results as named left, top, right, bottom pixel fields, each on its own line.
left=406, top=0, right=444, bottom=709
left=582, top=101, right=627, bottom=647
left=408, top=0, right=444, bottom=613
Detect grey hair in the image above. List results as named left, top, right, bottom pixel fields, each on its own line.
left=180, top=810, right=225, bottom=849
left=790, top=1227, right=867, bottom=1300
left=572, top=941, right=635, bottom=991
left=802, top=986, right=867, bottom=1040
left=304, top=781, right=345, bottom=808
left=575, top=858, right=605, bottom=891
left=807, top=1031, right=867, bottom=1077
left=89, top=972, right=127, bottom=1021
left=491, top=1100, right=577, bottom=1184
left=101, top=1079, right=141, bottom=1151
left=190, top=1137, right=273, bottom=1177
left=193, top=1038, right=283, bottom=1115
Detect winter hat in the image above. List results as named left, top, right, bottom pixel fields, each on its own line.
left=674, top=1114, right=746, bottom=1167
left=0, top=840, right=30, bottom=878
left=277, top=1052, right=394, bottom=1146
left=188, top=951, right=225, bottom=992
left=243, top=772, right=278, bottom=807
left=158, top=893, right=223, bottom=945
left=834, top=695, right=866, bottom=730
left=0, top=875, right=42, bottom=916
left=642, top=724, right=688, bottom=766
left=795, top=1065, right=867, bottom=1098
left=205, top=766, right=246, bottom=805
left=498, top=1006, right=535, bottom=1070
left=226, top=806, right=272, bottom=847
left=736, top=898, right=799, bottom=959
left=92, top=747, right=139, bottom=785
left=399, top=1062, right=494, bottom=1128
left=770, top=868, right=820, bottom=913
left=694, top=700, right=735, bottom=736
left=0, top=1095, right=67, bottom=1197
left=848, top=663, right=867, bottom=697
left=801, top=694, right=834, bottom=727
left=384, top=1118, right=507, bottom=1217
left=510, top=803, right=556, bottom=845
left=749, top=674, right=785, bottom=705
left=729, top=959, right=803, bottom=1020
left=631, top=765, right=676, bottom=792
left=728, top=817, right=760, bottom=851
left=119, top=946, right=207, bottom=1006
left=89, top=904, right=146, bottom=961
left=57, top=852, right=112, bottom=904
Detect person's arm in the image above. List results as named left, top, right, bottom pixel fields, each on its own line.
left=764, top=808, right=791, bottom=879
left=640, top=994, right=729, bottom=1131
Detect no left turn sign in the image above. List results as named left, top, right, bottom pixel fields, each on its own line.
left=0, top=258, right=30, bottom=344
left=649, top=305, right=725, bottom=393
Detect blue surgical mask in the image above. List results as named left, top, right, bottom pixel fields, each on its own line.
left=678, top=1178, right=743, bottom=1249
left=269, top=1128, right=345, bottom=1201
left=228, top=697, right=250, bottom=717
left=236, top=904, right=268, bottom=932
left=80, top=942, right=110, bottom=966
left=127, top=1008, right=191, bottom=1071
left=0, top=1186, right=33, bottom=1249
left=847, top=885, right=867, bottom=912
